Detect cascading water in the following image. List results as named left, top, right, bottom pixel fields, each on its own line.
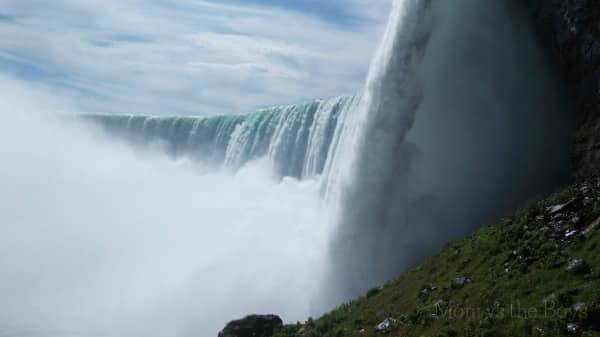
left=0, top=0, right=575, bottom=336
left=324, top=0, right=573, bottom=304
left=84, top=94, right=360, bottom=180
left=78, top=0, right=573, bottom=313
left=322, top=0, right=435, bottom=305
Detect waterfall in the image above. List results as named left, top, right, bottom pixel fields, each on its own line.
left=84, top=1, right=437, bottom=306
left=81, top=0, right=574, bottom=308
left=84, top=94, right=361, bottom=180
left=323, top=0, right=573, bottom=304
left=321, top=0, right=435, bottom=306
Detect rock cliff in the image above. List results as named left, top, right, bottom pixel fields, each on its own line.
left=529, top=0, right=600, bottom=178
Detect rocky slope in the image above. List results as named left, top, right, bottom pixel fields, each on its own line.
left=269, top=179, right=600, bottom=337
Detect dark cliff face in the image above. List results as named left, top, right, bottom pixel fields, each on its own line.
left=528, top=0, right=600, bottom=178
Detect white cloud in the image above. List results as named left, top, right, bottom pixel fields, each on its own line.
left=0, top=0, right=392, bottom=116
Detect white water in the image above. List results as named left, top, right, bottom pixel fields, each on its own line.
left=326, top=0, right=572, bottom=303
left=86, top=94, right=360, bottom=181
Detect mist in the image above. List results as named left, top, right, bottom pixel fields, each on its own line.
left=410, top=0, right=573, bottom=241
left=0, top=76, right=332, bottom=337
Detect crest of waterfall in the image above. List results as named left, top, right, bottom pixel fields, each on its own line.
left=84, top=95, right=360, bottom=181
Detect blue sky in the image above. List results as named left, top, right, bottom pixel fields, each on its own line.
left=0, top=0, right=391, bottom=116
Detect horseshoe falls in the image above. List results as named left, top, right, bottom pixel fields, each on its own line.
left=0, top=0, right=575, bottom=337
left=83, top=94, right=360, bottom=181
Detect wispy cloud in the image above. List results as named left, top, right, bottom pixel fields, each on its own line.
left=0, top=0, right=391, bottom=116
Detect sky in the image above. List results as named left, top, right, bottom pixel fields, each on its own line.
left=0, top=0, right=392, bottom=116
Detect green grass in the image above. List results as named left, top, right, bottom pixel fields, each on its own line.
left=274, top=183, right=600, bottom=337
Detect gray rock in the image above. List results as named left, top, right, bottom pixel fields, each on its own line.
left=451, top=276, right=469, bottom=289
left=565, top=230, right=578, bottom=238
left=584, top=215, right=600, bottom=237
left=573, top=302, right=586, bottom=312
left=565, top=258, right=589, bottom=274
left=374, top=317, right=396, bottom=333
left=547, top=199, right=578, bottom=215
left=566, top=322, right=579, bottom=335
left=418, top=284, right=437, bottom=301
left=218, top=315, right=283, bottom=337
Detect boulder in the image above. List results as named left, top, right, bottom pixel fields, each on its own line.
left=566, top=322, right=579, bottom=335
left=573, top=302, right=586, bottom=312
left=565, top=230, right=578, bottom=239
left=374, top=317, right=396, bottom=333
left=565, top=258, right=590, bottom=274
left=451, top=276, right=470, bottom=289
left=547, top=198, right=578, bottom=215
left=218, top=315, right=283, bottom=337
left=583, top=215, right=600, bottom=237
left=418, top=284, right=437, bottom=302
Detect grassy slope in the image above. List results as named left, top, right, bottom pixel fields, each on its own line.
left=275, top=180, right=600, bottom=337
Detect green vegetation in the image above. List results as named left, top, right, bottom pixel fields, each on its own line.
left=274, top=181, right=600, bottom=337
